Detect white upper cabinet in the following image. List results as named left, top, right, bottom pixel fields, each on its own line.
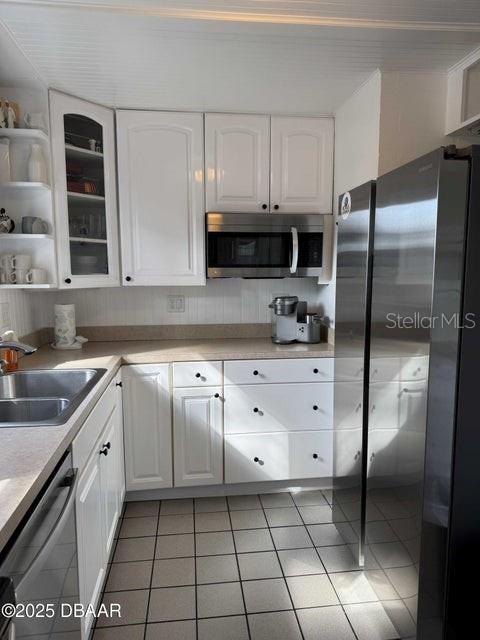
left=270, top=116, right=334, bottom=214
left=205, top=113, right=270, bottom=212
left=49, top=91, right=120, bottom=288
left=117, top=110, right=205, bottom=286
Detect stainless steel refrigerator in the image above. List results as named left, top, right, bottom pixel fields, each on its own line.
left=334, top=146, right=480, bottom=639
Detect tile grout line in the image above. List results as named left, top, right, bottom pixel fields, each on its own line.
left=193, top=500, right=199, bottom=640
left=226, top=495, right=252, bottom=640
left=142, top=501, right=161, bottom=640
left=258, top=494, right=306, bottom=640
left=290, top=491, right=360, bottom=640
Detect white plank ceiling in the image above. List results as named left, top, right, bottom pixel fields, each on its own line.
left=1, top=0, right=479, bottom=113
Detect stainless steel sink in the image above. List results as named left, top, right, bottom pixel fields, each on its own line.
left=0, top=368, right=106, bottom=427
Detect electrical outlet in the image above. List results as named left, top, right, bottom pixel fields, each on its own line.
left=0, top=302, right=11, bottom=331
left=167, top=295, right=185, bottom=313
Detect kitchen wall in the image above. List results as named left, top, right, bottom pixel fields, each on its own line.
left=30, top=278, right=323, bottom=331
left=316, top=70, right=383, bottom=328
left=0, top=290, right=39, bottom=337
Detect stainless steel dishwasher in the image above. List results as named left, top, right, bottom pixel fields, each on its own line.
left=0, top=451, right=80, bottom=639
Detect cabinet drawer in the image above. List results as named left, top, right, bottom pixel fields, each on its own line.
left=225, top=431, right=333, bottom=483
left=334, top=357, right=365, bottom=382
left=224, top=358, right=333, bottom=385
left=73, top=376, right=116, bottom=474
left=224, top=383, right=333, bottom=434
left=173, top=361, right=223, bottom=387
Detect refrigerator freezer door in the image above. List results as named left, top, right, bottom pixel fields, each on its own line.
left=333, top=181, right=375, bottom=566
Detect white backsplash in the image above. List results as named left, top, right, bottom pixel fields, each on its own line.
left=25, top=279, right=325, bottom=330
left=0, top=289, right=39, bottom=337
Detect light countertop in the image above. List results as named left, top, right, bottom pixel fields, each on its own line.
left=0, top=337, right=333, bottom=554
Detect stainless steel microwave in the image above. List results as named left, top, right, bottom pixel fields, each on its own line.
left=206, top=213, right=331, bottom=279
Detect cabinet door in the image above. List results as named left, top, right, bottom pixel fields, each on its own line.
left=173, top=387, right=223, bottom=486
left=50, top=90, right=120, bottom=288
left=205, top=113, right=270, bottom=212
left=99, top=406, right=122, bottom=559
left=122, top=365, right=172, bottom=490
left=117, top=110, right=205, bottom=286
left=270, top=116, right=334, bottom=214
left=76, top=454, right=105, bottom=638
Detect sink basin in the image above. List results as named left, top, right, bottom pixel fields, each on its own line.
left=0, top=398, right=70, bottom=423
left=0, top=368, right=106, bottom=427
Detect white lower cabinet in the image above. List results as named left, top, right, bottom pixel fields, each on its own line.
left=173, top=387, right=223, bottom=486
left=122, top=364, right=172, bottom=490
left=225, top=431, right=332, bottom=484
left=76, top=452, right=105, bottom=639
left=74, top=375, right=125, bottom=639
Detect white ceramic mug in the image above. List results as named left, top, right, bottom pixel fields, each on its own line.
left=11, top=254, right=32, bottom=270
left=0, top=254, right=13, bottom=271
left=26, top=268, right=47, bottom=284
left=9, top=269, right=29, bottom=284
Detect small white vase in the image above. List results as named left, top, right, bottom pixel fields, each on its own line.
left=0, top=138, right=11, bottom=184
left=27, top=143, right=47, bottom=183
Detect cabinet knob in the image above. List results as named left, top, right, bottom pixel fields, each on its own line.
left=253, top=407, right=259, bottom=413
left=103, top=442, right=111, bottom=449
left=313, top=368, right=319, bottom=374
left=125, top=276, right=132, bottom=282
left=254, top=457, right=259, bottom=462
left=99, top=446, right=109, bottom=456
left=313, top=405, right=319, bottom=411
left=274, top=204, right=279, bottom=210
left=64, top=277, right=72, bottom=284
left=313, top=453, right=319, bottom=459
left=195, top=372, right=201, bottom=378
left=253, top=370, right=259, bottom=376
left=261, top=204, right=267, bottom=210
left=214, top=393, right=220, bottom=398
left=116, top=381, right=122, bottom=387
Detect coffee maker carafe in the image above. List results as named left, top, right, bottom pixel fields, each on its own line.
left=269, top=296, right=307, bottom=344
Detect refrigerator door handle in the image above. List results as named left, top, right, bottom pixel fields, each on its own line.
left=290, top=226, right=299, bottom=274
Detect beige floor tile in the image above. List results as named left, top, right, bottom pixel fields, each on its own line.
left=196, top=554, right=239, bottom=584
left=119, top=516, right=157, bottom=539
left=243, top=578, right=292, bottom=613
left=197, top=582, right=245, bottom=618
left=277, top=548, right=325, bottom=576
left=234, top=529, right=274, bottom=553
left=198, top=616, right=249, bottom=640
left=195, top=511, right=231, bottom=533
left=297, top=606, right=356, bottom=640
left=155, top=533, right=194, bottom=559
left=286, top=574, right=339, bottom=608
left=248, top=611, right=302, bottom=640
left=145, top=620, right=196, bottom=640
left=124, top=501, right=159, bottom=518
left=195, top=531, right=235, bottom=556
left=113, top=537, right=155, bottom=563
left=105, top=561, right=152, bottom=592
left=151, top=557, right=195, bottom=587
left=96, top=590, right=149, bottom=627
left=147, top=586, right=196, bottom=622
left=157, top=514, right=194, bottom=535
left=237, top=551, right=282, bottom=580
left=160, top=499, right=194, bottom=515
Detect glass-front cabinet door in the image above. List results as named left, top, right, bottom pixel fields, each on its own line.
left=50, top=90, right=120, bottom=288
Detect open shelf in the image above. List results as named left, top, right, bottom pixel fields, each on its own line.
left=0, top=284, right=56, bottom=290
left=0, top=181, right=51, bottom=192
left=65, top=143, right=103, bottom=160
left=69, top=236, right=107, bottom=244
left=67, top=191, right=105, bottom=202
left=0, top=233, right=53, bottom=240
left=0, top=128, right=49, bottom=143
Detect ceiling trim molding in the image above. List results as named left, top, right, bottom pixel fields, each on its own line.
left=3, top=0, right=480, bottom=32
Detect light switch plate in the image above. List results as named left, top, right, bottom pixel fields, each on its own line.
left=167, top=295, right=185, bottom=313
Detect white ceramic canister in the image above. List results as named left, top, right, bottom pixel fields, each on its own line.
left=0, top=138, right=11, bottom=184
left=27, top=143, right=48, bottom=183
left=54, top=304, right=76, bottom=347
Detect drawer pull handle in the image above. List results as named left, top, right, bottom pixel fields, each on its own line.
left=253, top=370, right=259, bottom=376
left=370, top=452, right=375, bottom=462
left=312, top=453, right=319, bottom=459
left=253, top=457, right=264, bottom=465
left=99, top=446, right=109, bottom=456
left=313, top=405, right=319, bottom=411
left=313, top=368, right=319, bottom=374
left=103, top=442, right=111, bottom=449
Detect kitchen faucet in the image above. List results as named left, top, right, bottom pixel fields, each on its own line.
left=0, top=340, right=37, bottom=375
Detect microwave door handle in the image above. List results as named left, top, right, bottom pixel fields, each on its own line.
left=15, top=469, right=78, bottom=600
left=290, top=226, right=299, bottom=274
